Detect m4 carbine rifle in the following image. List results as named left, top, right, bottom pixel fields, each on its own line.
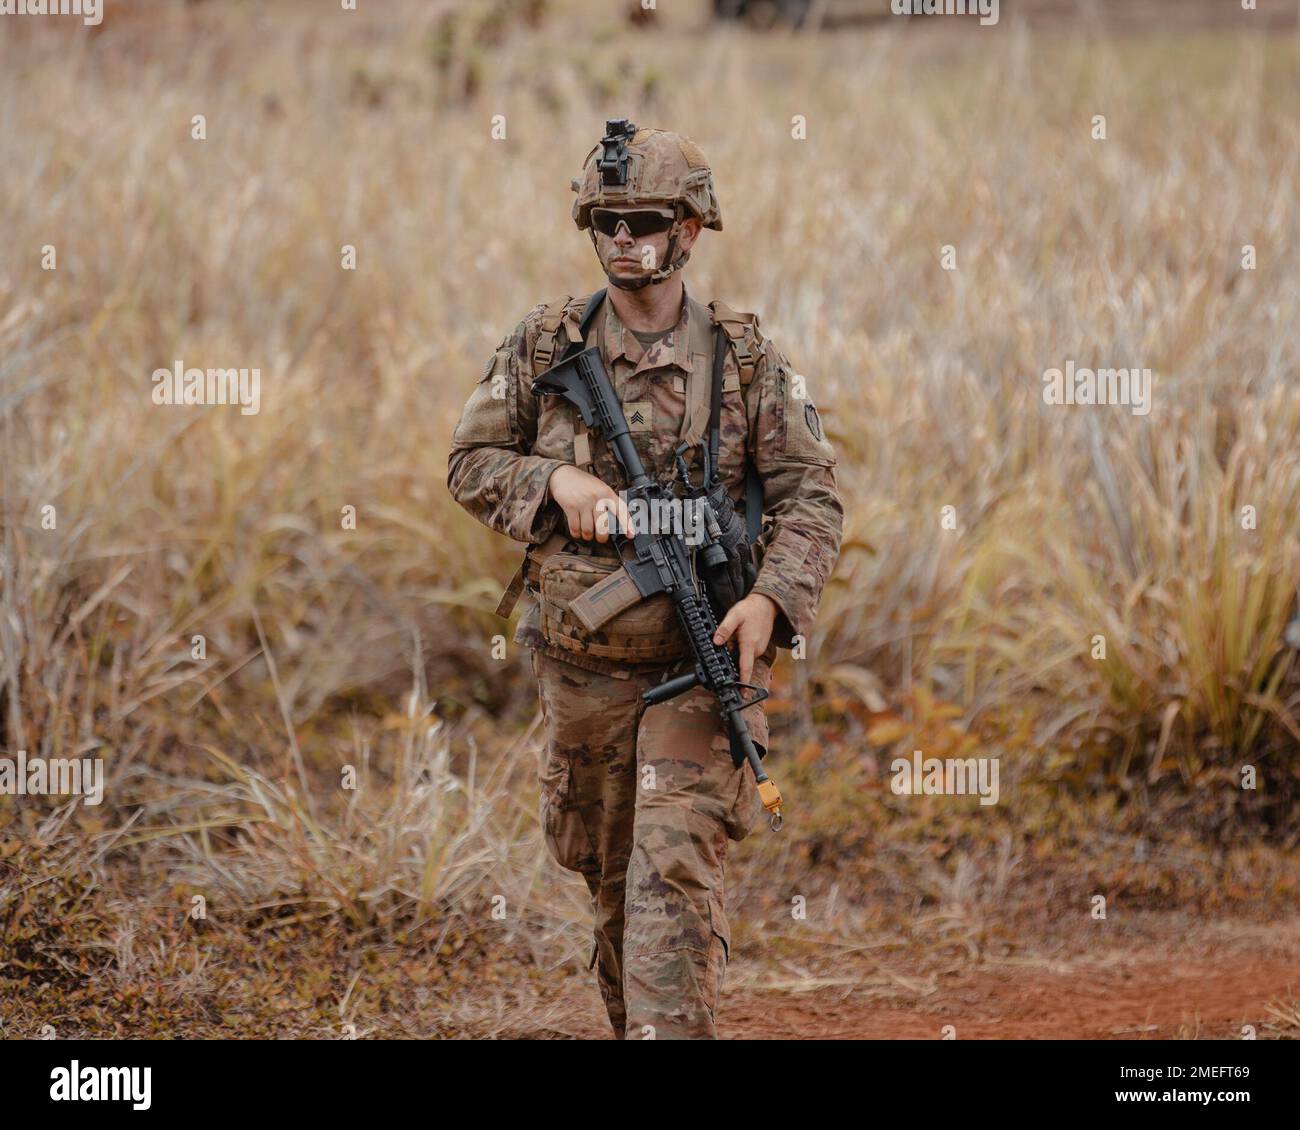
left=533, top=292, right=783, bottom=829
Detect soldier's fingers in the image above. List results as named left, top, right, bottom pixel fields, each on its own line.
left=713, top=607, right=740, bottom=647
left=616, top=495, right=632, bottom=537
left=565, top=508, right=582, bottom=540
left=593, top=498, right=614, bottom=543
left=580, top=506, right=595, bottom=541
left=594, top=484, right=624, bottom=534
left=738, top=628, right=756, bottom=684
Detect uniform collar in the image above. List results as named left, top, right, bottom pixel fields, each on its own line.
left=603, top=288, right=694, bottom=376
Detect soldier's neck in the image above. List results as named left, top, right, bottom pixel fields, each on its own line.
left=607, top=275, right=685, bottom=335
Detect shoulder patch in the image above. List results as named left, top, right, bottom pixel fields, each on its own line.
left=777, top=361, right=835, bottom=466
left=803, top=402, right=823, bottom=441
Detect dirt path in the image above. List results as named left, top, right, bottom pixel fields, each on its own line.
left=526, top=919, right=1300, bottom=1039
left=718, top=956, right=1298, bottom=1040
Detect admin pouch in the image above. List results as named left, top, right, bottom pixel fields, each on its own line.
left=533, top=539, right=691, bottom=664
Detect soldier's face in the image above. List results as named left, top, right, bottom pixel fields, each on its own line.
left=593, top=208, right=702, bottom=283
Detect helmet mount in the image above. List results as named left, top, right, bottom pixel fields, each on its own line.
left=598, top=119, right=637, bottom=188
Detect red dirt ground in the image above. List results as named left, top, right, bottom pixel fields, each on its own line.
left=719, top=956, right=1299, bottom=1040
left=524, top=917, right=1300, bottom=1039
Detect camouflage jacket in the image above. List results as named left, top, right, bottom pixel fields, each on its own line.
left=446, top=287, right=844, bottom=676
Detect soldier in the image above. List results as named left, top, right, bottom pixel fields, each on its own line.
left=447, top=121, right=843, bottom=1039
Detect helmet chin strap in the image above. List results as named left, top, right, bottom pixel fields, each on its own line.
left=590, top=206, right=693, bottom=291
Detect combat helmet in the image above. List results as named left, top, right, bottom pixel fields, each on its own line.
left=571, top=119, right=722, bottom=290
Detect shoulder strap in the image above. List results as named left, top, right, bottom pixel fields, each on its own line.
left=532, top=295, right=573, bottom=374
left=534, top=289, right=607, bottom=375
left=708, top=300, right=759, bottom=388
left=559, top=289, right=608, bottom=471
left=708, top=323, right=726, bottom=484
left=572, top=288, right=607, bottom=354
left=705, top=303, right=764, bottom=543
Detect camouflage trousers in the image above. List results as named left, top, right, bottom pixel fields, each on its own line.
left=532, top=646, right=773, bottom=1040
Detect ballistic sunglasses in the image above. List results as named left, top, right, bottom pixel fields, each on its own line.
left=590, top=207, right=676, bottom=238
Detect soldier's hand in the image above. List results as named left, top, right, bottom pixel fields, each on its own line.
left=548, top=465, right=631, bottom=543
left=713, top=592, right=779, bottom=684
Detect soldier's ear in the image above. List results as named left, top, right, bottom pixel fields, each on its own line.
left=678, top=217, right=703, bottom=251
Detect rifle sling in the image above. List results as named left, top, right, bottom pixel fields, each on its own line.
left=707, top=323, right=763, bottom=545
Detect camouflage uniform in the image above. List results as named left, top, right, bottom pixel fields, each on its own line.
left=446, top=127, right=843, bottom=1039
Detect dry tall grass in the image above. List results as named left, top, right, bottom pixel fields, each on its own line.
left=1, top=0, right=1297, bottom=1034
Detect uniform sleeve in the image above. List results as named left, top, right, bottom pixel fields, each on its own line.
left=747, top=329, right=845, bottom=647
left=446, top=308, right=566, bottom=545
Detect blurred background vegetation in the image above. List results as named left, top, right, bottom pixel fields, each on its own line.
left=1, top=0, right=1297, bottom=1037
